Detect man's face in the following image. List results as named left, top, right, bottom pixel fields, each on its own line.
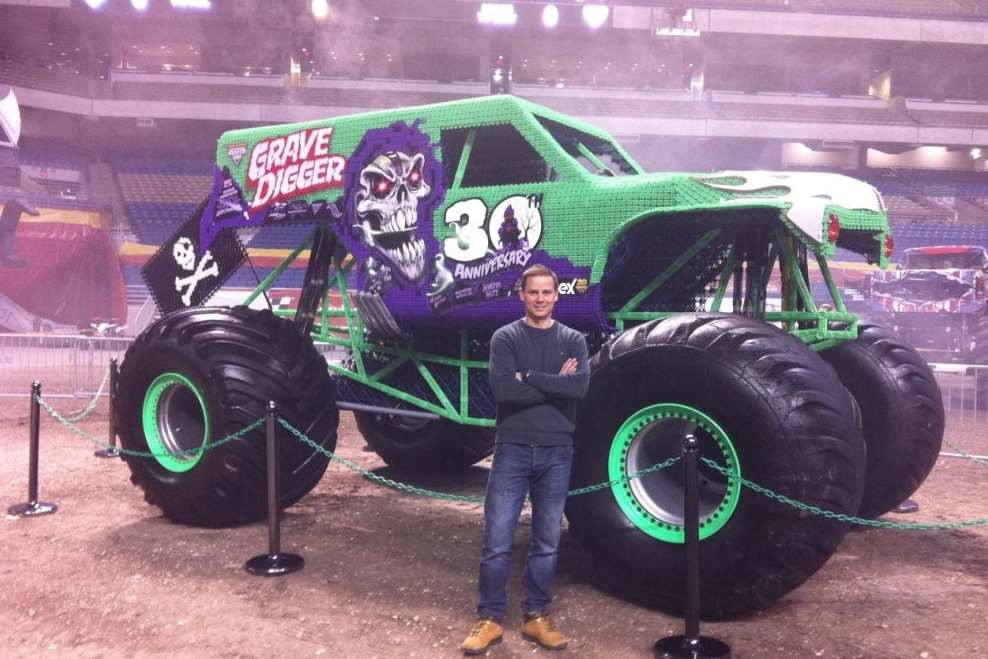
left=520, top=274, right=558, bottom=322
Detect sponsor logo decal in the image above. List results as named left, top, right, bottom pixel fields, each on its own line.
left=227, top=143, right=247, bottom=167
left=558, top=278, right=589, bottom=295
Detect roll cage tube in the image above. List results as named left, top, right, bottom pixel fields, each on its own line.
left=239, top=226, right=496, bottom=426
left=608, top=220, right=857, bottom=349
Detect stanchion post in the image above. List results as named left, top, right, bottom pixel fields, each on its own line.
left=8, top=381, right=58, bottom=517
left=654, top=434, right=730, bottom=659
left=95, top=358, right=121, bottom=458
left=245, top=402, right=304, bottom=576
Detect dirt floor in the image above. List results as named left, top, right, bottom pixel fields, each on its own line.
left=2, top=399, right=987, bottom=659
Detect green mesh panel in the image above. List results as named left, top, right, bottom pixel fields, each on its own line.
left=216, top=95, right=889, bottom=295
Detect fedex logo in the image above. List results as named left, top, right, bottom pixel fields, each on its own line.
left=558, top=278, right=589, bottom=295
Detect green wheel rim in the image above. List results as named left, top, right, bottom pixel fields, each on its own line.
left=142, top=372, right=210, bottom=473
left=608, top=402, right=741, bottom=543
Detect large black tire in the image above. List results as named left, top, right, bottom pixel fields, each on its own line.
left=116, top=306, right=339, bottom=527
left=821, top=324, right=945, bottom=518
left=565, top=314, right=865, bottom=619
left=354, top=411, right=494, bottom=472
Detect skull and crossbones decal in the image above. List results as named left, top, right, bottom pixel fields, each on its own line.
left=172, top=236, right=219, bottom=306
left=353, top=151, right=429, bottom=285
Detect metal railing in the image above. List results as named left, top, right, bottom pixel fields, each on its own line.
left=0, top=334, right=131, bottom=400
left=0, top=333, right=348, bottom=400
left=928, top=362, right=988, bottom=420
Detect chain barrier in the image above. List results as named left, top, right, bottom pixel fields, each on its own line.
left=279, top=417, right=681, bottom=503
left=35, top=393, right=265, bottom=458
left=700, top=457, right=988, bottom=531
left=33, top=390, right=678, bottom=500
left=42, top=368, right=111, bottom=423
left=941, top=437, right=988, bottom=472
left=29, top=383, right=988, bottom=527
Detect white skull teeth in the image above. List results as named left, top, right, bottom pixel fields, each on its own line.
left=383, top=238, right=425, bottom=281
left=383, top=206, right=416, bottom=233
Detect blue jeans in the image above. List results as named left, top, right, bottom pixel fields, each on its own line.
left=477, top=442, right=574, bottom=623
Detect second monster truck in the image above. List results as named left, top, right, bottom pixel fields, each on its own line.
left=117, top=96, right=944, bottom=618
left=869, top=245, right=988, bottom=406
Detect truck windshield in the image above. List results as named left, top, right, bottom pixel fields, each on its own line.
left=903, top=250, right=987, bottom=269
left=536, top=115, right=639, bottom=176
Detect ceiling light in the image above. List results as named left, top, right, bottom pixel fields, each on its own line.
left=311, top=0, right=329, bottom=21
left=131, top=0, right=149, bottom=11
left=542, top=4, right=559, bottom=28
left=582, top=4, right=609, bottom=29
left=477, top=3, right=517, bottom=26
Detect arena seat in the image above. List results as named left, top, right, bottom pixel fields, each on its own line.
left=712, top=100, right=906, bottom=125
left=889, top=222, right=988, bottom=256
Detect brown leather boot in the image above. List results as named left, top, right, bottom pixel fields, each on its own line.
left=461, top=618, right=503, bottom=655
left=521, top=613, right=568, bottom=651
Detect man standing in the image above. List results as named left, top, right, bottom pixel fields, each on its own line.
left=462, top=264, right=590, bottom=655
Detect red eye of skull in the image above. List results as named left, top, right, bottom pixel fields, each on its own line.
left=407, top=165, right=422, bottom=188
left=372, top=175, right=393, bottom=199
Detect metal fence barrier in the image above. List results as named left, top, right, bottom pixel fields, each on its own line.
left=0, top=334, right=132, bottom=401
left=928, top=363, right=988, bottom=421
left=0, top=333, right=348, bottom=401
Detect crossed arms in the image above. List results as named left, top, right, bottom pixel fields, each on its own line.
left=488, top=332, right=590, bottom=406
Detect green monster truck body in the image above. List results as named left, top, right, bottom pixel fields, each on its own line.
left=117, top=95, right=944, bottom=617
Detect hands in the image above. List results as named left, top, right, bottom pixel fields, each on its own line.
left=515, top=359, right=576, bottom=382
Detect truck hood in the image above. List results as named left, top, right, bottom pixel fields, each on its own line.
left=693, top=171, right=885, bottom=246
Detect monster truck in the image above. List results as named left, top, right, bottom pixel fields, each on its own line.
left=869, top=245, right=988, bottom=406
left=116, top=95, right=944, bottom=617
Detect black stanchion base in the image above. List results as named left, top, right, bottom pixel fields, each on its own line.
left=7, top=501, right=58, bottom=517
left=892, top=499, right=919, bottom=514
left=245, top=552, right=305, bottom=576
left=94, top=447, right=121, bottom=459
left=654, top=635, right=731, bottom=659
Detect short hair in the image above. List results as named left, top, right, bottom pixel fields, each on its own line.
left=520, top=263, right=558, bottom=291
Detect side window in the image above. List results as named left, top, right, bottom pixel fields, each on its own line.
left=536, top=115, right=639, bottom=176
left=461, top=124, right=551, bottom=187
left=441, top=128, right=469, bottom=189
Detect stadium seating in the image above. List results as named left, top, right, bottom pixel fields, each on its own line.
left=711, top=100, right=907, bottom=125
left=685, top=0, right=980, bottom=19
left=890, top=221, right=988, bottom=255
left=111, top=81, right=286, bottom=104
left=909, top=109, right=988, bottom=128
left=881, top=194, right=956, bottom=223
left=0, top=58, right=100, bottom=97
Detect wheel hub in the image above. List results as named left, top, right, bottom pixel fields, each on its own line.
left=142, top=372, right=210, bottom=473
left=608, top=403, right=741, bottom=543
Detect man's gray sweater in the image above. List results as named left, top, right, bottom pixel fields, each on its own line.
left=488, top=318, right=590, bottom=446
